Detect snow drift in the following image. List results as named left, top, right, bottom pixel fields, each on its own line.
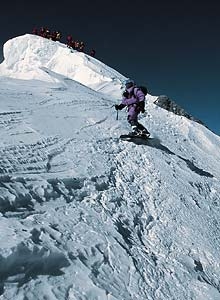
left=0, top=34, right=125, bottom=97
left=0, top=34, right=220, bottom=300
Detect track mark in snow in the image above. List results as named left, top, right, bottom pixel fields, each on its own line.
left=39, top=98, right=53, bottom=106
left=79, top=116, right=108, bottom=131
left=0, top=111, right=22, bottom=130
left=0, top=136, right=64, bottom=174
left=0, top=111, right=22, bottom=115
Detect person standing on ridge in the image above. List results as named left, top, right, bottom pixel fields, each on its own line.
left=90, top=49, right=96, bottom=57
left=115, top=79, right=150, bottom=137
left=39, top=27, right=46, bottom=37
left=78, top=41, right=85, bottom=52
left=66, top=35, right=73, bottom=47
left=32, top=27, right=38, bottom=35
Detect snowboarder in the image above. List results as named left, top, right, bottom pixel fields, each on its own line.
left=115, top=79, right=150, bottom=137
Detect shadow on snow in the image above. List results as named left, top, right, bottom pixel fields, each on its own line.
left=123, top=137, right=214, bottom=178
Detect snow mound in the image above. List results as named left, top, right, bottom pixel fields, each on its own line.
left=0, top=34, right=126, bottom=97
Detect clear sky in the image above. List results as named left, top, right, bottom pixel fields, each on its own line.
left=0, top=0, right=219, bottom=135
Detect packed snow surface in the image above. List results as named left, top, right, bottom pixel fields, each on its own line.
left=0, top=34, right=220, bottom=300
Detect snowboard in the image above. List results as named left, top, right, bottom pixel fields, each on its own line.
left=120, top=134, right=150, bottom=141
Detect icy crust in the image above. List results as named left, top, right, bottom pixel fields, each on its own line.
left=0, top=34, right=125, bottom=97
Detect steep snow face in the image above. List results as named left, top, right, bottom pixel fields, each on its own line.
left=1, top=36, right=220, bottom=300
left=0, top=34, right=126, bottom=97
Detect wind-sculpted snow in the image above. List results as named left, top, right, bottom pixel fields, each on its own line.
left=0, top=34, right=125, bottom=98
left=1, top=37, right=220, bottom=299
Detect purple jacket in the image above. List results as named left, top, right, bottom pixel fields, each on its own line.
left=121, top=87, right=145, bottom=106
left=119, top=87, right=145, bottom=121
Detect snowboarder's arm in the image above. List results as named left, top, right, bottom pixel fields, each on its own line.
left=122, top=97, right=138, bottom=106
left=135, top=88, right=145, bottom=102
left=139, top=101, right=145, bottom=113
left=115, top=103, right=126, bottom=110
left=122, top=88, right=145, bottom=106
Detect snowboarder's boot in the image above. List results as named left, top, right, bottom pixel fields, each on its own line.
left=129, top=125, right=150, bottom=138
left=139, top=129, right=150, bottom=138
left=128, top=125, right=139, bottom=136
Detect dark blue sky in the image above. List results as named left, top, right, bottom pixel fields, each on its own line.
left=0, top=0, right=219, bottom=135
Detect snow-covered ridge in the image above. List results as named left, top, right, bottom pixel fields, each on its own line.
left=155, top=95, right=205, bottom=126
left=0, top=34, right=125, bottom=97
left=0, top=34, right=210, bottom=124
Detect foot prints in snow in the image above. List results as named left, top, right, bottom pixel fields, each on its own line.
left=0, top=35, right=220, bottom=299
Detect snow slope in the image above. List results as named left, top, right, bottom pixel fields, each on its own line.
left=0, top=34, right=220, bottom=300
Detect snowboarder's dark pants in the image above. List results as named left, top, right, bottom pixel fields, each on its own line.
left=128, top=116, right=149, bottom=133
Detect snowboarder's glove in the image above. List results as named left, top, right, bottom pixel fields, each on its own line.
left=122, top=90, right=129, bottom=98
left=139, top=101, right=145, bottom=113
left=115, top=104, right=125, bottom=110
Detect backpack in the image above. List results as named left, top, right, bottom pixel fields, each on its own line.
left=138, top=86, right=148, bottom=96
left=122, top=86, right=148, bottom=98
left=122, top=86, right=147, bottom=112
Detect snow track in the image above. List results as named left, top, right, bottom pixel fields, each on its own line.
left=0, top=136, right=65, bottom=174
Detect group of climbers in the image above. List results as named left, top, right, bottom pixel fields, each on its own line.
left=32, top=27, right=96, bottom=57
left=32, top=27, right=61, bottom=41
left=66, top=35, right=96, bottom=57
left=66, top=35, right=85, bottom=52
